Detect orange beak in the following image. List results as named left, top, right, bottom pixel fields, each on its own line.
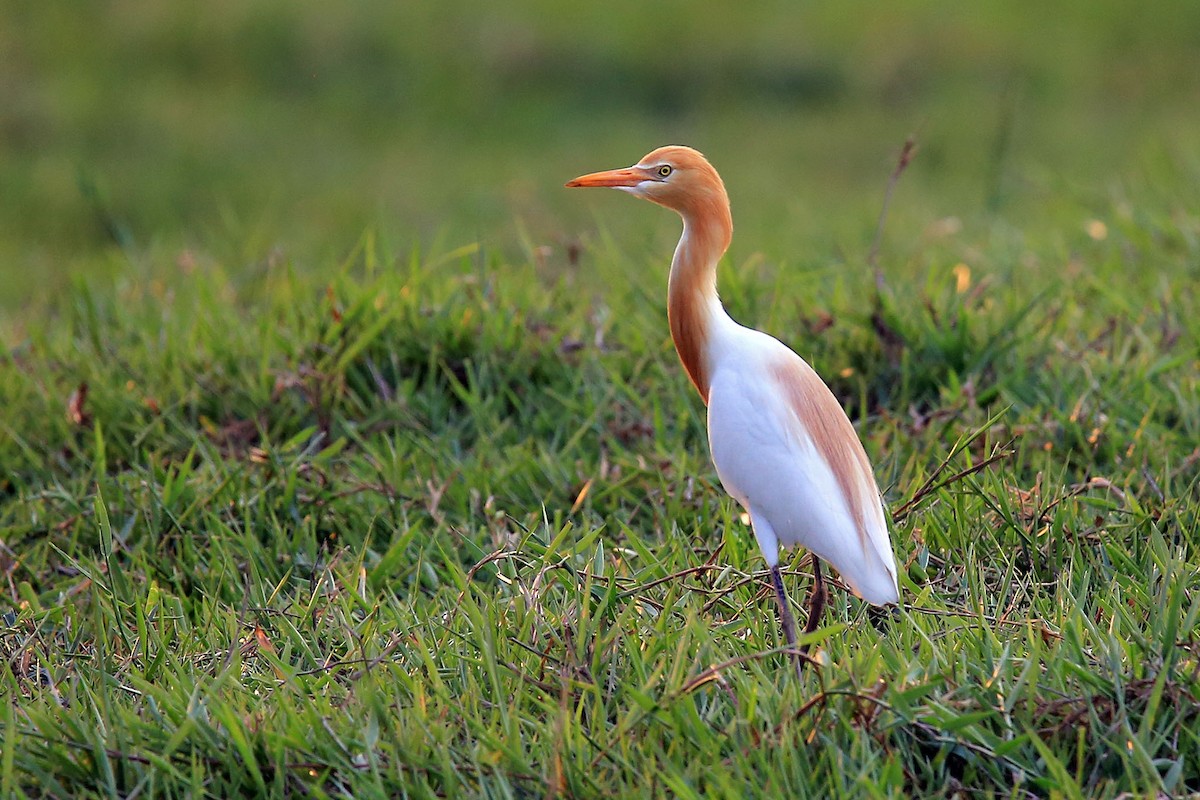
left=565, top=166, right=649, bottom=189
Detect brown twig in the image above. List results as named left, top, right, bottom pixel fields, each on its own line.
left=891, top=442, right=1014, bottom=525
left=868, top=136, right=918, bottom=292
left=616, top=564, right=735, bottom=600
left=680, top=644, right=824, bottom=695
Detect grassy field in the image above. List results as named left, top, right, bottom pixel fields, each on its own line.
left=3, top=2, right=1200, bottom=797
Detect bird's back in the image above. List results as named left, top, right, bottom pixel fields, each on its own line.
left=705, top=326, right=899, bottom=604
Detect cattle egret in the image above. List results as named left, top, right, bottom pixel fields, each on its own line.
left=567, top=146, right=900, bottom=677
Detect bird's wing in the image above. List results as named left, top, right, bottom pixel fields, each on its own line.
left=707, top=338, right=898, bottom=604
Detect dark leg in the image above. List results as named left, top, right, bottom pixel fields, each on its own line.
left=802, top=556, right=827, bottom=645
left=769, top=564, right=804, bottom=680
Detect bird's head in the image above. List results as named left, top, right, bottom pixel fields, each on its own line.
left=566, top=145, right=729, bottom=219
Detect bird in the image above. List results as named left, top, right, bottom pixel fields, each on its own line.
left=566, top=146, right=899, bottom=678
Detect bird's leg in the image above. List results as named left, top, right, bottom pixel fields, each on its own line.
left=802, top=556, right=827, bottom=645
left=769, top=564, right=804, bottom=680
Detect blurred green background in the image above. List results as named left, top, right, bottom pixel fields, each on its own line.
left=2, top=0, right=1199, bottom=309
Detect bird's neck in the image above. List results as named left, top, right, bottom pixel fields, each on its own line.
left=667, top=200, right=733, bottom=404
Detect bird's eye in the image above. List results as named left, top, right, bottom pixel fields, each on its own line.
left=657, top=165, right=673, bottom=178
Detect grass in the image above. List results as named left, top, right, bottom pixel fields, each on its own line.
left=3, top=1, right=1200, bottom=797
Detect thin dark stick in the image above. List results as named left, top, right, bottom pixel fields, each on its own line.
left=867, top=136, right=918, bottom=292
left=890, top=442, right=1013, bottom=525
left=770, top=564, right=804, bottom=681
